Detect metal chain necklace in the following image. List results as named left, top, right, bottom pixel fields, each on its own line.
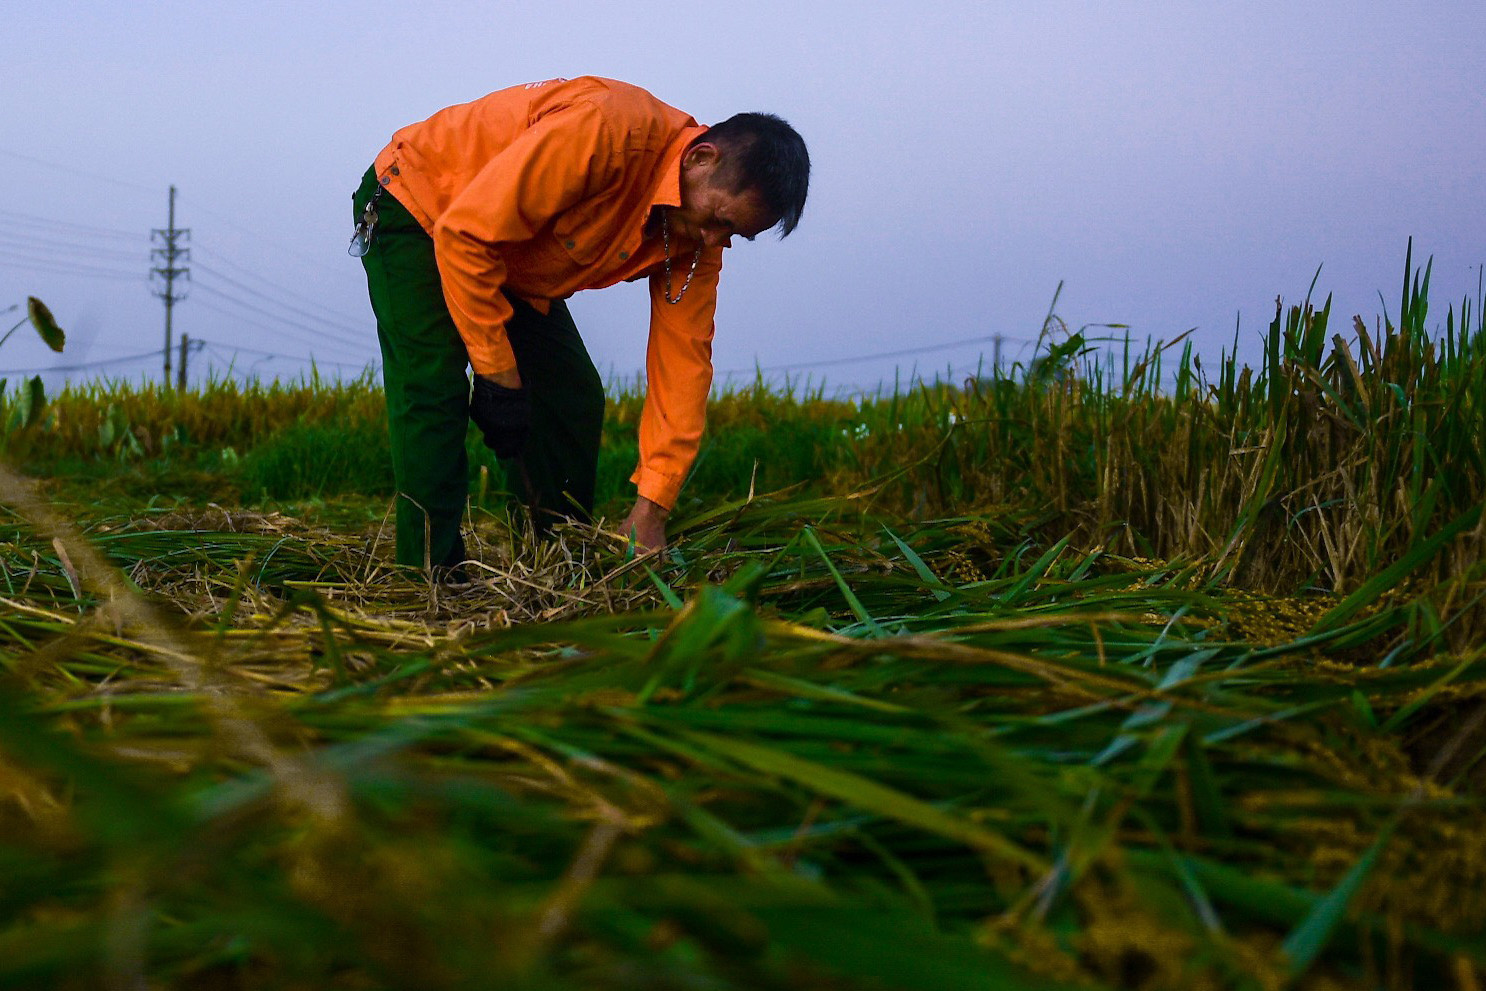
left=661, top=208, right=702, bottom=304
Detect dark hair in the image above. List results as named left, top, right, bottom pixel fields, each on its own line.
left=700, top=112, right=810, bottom=237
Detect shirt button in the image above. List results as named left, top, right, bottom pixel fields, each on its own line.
left=565, top=240, right=576, bottom=249
left=379, top=177, right=390, bottom=186
left=619, top=250, right=629, bottom=260
left=390, top=165, right=400, bottom=175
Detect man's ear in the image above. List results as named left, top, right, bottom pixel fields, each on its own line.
left=682, top=141, right=723, bottom=173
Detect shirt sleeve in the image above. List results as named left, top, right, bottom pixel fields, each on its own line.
left=432, top=100, right=616, bottom=376
left=630, top=248, right=724, bottom=509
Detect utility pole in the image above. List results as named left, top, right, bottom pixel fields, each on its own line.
left=178, top=334, right=190, bottom=389
left=151, top=185, right=190, bottom=385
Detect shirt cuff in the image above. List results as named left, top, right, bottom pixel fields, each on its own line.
left=629, top=465, right=684, bottom=511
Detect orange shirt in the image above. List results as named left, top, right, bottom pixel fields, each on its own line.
left=372, top=76, right=724, bottom=510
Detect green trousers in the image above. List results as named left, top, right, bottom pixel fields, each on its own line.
left=353, top=167, right=606, bottom=568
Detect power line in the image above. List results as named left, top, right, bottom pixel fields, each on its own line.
left=194, top=244, right=367, bottom=327
left=719, top=332, right=1036, bottom=376
left=190, top=281, right=372, bottom=354
left=0, top=147, right=160, bottom=196
left=0, top=205, right=369, bottom=350
left=0, top=349, right=162, bottom=375
left=0, top=150, right=346, bottom=283
left=0, top=182, right=374, bottom=378
left=176, top=192, right=349, bottom=278
left=0, top=248, right=142, bottom=282
left=197, top=339, right=378, bottom=373
left=0, top=229, right=146, bottom=263
left=0, top=207, right=147, bottom=242
left=189, top=294, right=372, bottom=361
left=192, top=257, right=365, bottom=335
left=189, top=295, right=368, bottom=358
left=191, top=280, right=371, bottom=354
left=0, top=341, right=370, bottom=378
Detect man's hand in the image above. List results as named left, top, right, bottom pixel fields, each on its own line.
left=619, top=496, right=669, bottom=552
left=469, top=373, right=529, bottom=458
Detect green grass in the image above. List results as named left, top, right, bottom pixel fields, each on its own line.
left=10, top=246, right=1483, bottom=613
left=2, top=484, right=1482, bottom=989
left=0, top=246, right=1483, bottom=989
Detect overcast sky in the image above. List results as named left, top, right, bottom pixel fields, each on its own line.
left=2, top=2, right=1482, bottom=394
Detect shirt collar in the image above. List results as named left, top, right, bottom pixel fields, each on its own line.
left=649, top=124, right=709, bottom=212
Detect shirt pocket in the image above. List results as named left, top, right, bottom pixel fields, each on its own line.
left=552, top=198, right=613, bottom=268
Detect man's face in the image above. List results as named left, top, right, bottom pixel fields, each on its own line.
left=673, top=142, right=778, bottom=250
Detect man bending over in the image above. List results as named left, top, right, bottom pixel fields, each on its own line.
left=351, top=75, right=809, bottom=572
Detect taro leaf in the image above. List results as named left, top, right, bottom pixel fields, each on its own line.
left=98, top=404, right=117, bottom=449
left=26, top=297, right=65, bottom=352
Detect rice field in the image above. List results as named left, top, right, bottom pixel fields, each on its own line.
left=1, top=252, right=1483, bottom=990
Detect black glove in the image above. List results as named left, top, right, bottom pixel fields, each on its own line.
left=469, top=376, right=531, bottom=459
